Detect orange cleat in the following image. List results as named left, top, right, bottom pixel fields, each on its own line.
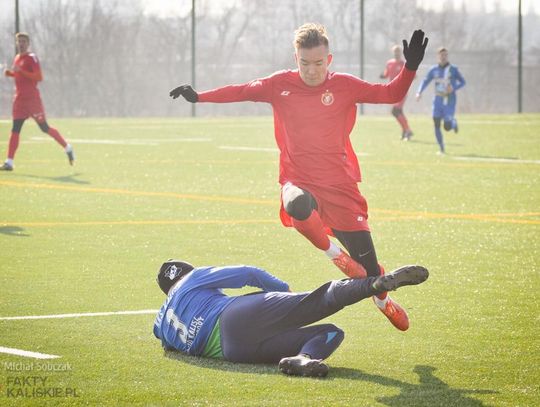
left=332, top=250, right=367, bottom=279
left=372, top=264, right=429, bottom=331
left=374, top=296, right=410, bottom=331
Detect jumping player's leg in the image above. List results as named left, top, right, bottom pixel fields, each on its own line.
left=282, top=182, right=330, bottom=251
left=332, top=230, right=379, bottom=276
left=281, top=182, right=366, bottom=278
left=331, top=230, right=413, bottom=331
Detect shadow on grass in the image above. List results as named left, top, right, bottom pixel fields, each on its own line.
left=407, top=139, right=463, bottom=147
left=452, top=153, right=520, bottom=161
left=166, top=352, right=497, bottom=405
left=332, top=365, right=498, bottom=406
left=164, top=350, right=276, bottom=376
left=0, top=226, right=30, bottom=237
left=20, top=172, right=90, bottom=184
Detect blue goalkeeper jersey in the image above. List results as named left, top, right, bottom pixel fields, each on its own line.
left=417, top=63, right=465, bottom=100
left=153, top=265, right=289, bottom=356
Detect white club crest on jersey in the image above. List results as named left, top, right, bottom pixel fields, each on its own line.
left=321, top=90, right=334, bottom=106
left=281, top=91, right=290, bottom=96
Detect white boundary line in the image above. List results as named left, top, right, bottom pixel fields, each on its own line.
left=0, top=309, right=158, bottom=321
left=30, top=137, right=156, bottom=146
left=30, top=137, right=211, bottom=145
left=452, top=156, right=540, bottom=165
left=0, top=346, right=61, bottom=359
left=0, top=310, right=158, bottom=360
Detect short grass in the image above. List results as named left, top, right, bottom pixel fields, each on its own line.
left=0, top=114, right=539, bottom=406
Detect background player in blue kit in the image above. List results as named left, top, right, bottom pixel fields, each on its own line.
left=153, top=259, right=429, bottom=377
left=416, top=47, right=466, bottom=154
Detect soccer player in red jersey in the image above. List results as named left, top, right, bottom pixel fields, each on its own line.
left=170, top=24, right=428, bottom=331
left=380, top=45, right=413, bottom=140
left=1, top=32, right=74, bottom=171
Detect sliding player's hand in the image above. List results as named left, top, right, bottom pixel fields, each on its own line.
left=169, top=85, right=199, bottom=103
left=403, top=30, right=428, bottom=71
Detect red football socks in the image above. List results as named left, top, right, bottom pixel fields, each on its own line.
left=376, top=264, right=388, bottom=300
left=7, top=131, right=20, bottom=159
left=47, top=127, right=67, bottom=148
left=292, top=211, right=330, bottom=251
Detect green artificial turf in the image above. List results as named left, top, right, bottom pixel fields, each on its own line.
left=0, top=114, right=538, bottom=406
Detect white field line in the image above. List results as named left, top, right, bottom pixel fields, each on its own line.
left=452, top=156, right=540, bottom=165
left=0, top=309, right=158, bottom=321
left=459, top=120, right=540, bottom=125
left=30, top=137, right=156, bottom=146
left=30, top=137, right=211, bottom=145
left=0, top=346, right=61, bottom=359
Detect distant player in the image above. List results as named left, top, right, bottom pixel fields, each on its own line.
left=1, top=32, right=74, bottom=171
left=416, top=47, right=466, bottom=154
left=169, top=24, right=428, bottom=331
left=154, top=259, right=429, bottom=377
left=380, top=45, right=413, bottom=140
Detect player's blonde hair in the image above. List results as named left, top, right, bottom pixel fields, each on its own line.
left=438, top=47, right=448, bottom=54
left=293, top=23, right=329, bottom=50
left=15, top=32, right=30, bottom=41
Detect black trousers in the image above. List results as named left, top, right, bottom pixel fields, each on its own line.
left=220, top=277, right=380, bottom=363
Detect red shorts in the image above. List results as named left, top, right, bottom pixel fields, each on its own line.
left=13, top=96, right=46, bottom=123
left=279, top=181, right=370, bottom=234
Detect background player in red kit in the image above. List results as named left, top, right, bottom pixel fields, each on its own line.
left=380, top=45, right=413, bottom=140
left=170, top=24, right=428, bottom=331
left=1, top=32, right=74, bottom=171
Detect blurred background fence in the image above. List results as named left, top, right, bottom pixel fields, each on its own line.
left=0, top=0, right=538, bottom=117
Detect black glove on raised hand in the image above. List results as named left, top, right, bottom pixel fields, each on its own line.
left=169, top=85, right=199, bottom=103
left=403, top=30, right=429, bottom=71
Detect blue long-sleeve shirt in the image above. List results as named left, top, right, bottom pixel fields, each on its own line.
left=417, top=63, right=465, bottom=98
left=153, top=265, right=289, bottom=356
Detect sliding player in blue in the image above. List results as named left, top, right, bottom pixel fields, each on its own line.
left=416, top=47, right=466, bottom=154
left=153, top=259, right=429, bottom=377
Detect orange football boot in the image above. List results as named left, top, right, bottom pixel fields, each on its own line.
left=332, top=250, right=367, bottom=279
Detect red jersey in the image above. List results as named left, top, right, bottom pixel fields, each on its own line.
left=9, top=52, right=42, bottom=100
left=382, top=58, right=405, bottom=81
left=198, top=67, right=415, bottom=186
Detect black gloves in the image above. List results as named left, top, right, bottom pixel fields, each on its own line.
left=403, top=30, right=429, bottom=71
left=169, top=85, right=199, bottom=103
